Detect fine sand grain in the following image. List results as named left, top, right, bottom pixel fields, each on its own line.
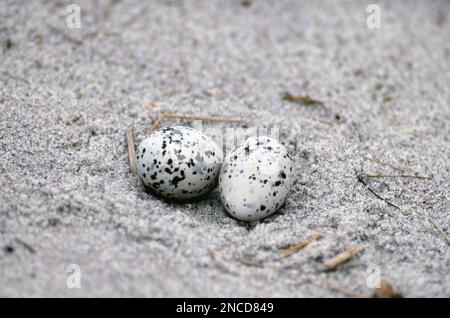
left=0, top=0, right=449, bottom=297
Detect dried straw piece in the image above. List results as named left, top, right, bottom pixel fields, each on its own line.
left=147, top=113, right=241, bottom=134
left=122, top=5, right=150, bottom=27
left=279, top=233, right=322, bottom=259
left=15, top=238, right=36, bottom=254
left=239, top=258, right=263, bottom=267
left=362, top=156, right=407, bottom=173
left=282, top=91, right=325, bottom=108
left=46, top=23, right=83, bottom=45
left=358, top=173, right=432, bottom=180
left=324, top=244, right=365, bottom=271
left=126, top=128, right=137, bottom=175
left=423, top=212, right=450, bottom=245
left=209, top=246, right=231, bottom=262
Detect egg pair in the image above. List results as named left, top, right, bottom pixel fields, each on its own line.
left=136, top=126, right=294, bottom=221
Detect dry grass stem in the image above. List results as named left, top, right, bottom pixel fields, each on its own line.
left=362, top=156, right=407, bottom=173
left=147, top=113, right=241, bottom=133
left=123, top=5, right=150, bottom=27
left=209, top=246, right=231, bottom=262
left=279, top=233, right=322, bottom=259
left=14, top=238, right=36, bottom=254
left=46, top=23, right=83, bottom=45
left=422, top=212, right=450, bottom=245
left=239, top=258, right=263, bottom=267
left=357, top=175, right=401, bottom=209
left=2, top=72, right=30, bottom=85
left=126, top=128, right=137, bottom=175
left=282, top=91, right=326, bottom=108
left=324, top=244, right=365, bottom=271
left=358, top=173, right=432, bottom=180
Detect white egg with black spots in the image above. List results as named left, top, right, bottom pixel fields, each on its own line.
left=136, top=126, right=223, bottom=199
left=219, top=137, right=294, bottom=221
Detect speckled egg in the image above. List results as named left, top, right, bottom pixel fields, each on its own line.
left=219, top=137, right=294, bottom=221
left=136, top=126, right=223, bottom=199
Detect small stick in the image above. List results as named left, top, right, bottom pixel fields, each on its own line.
left=279, top=233, right=322, bottom=259
left=122, top=5, right=150, bottom=27
left=46, top=23, right=83, bottom=45
left=147, top=113, right=241, bottom=133
left=15, top=238, right=36, bottom=254
left=100, top=0, right=121, bottom=22
left=2, top=72, right=30, bottom=85
left=324, top=244, right=365, bottom=271
left=126, top=128, right=137, bottom=175
left=357, top=175, right=400, bottom=210
left=282, top=91, right=326, bottom=108
left=358, top=173, right=432, bottom=180
left=301, top=116, right=335, bottom=126
left=209, top=246, right=231, bottom=262
left=148, top=115, right=164, bottom=134
left=422, top=212, right=450, bottom=245
left=239, top=258, right=263, bottom=267
left=362, top=156, right=406, bottom=173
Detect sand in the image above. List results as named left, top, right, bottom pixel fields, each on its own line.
left=0, top=0, right=449, bottom=297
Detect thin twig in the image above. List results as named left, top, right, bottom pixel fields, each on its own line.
left=148, top=115, right=164, bottom=134
left=324, top=244, right=365, bottom=271
left=357, top=175, right=401, bottom=210
left=147, top=113, right=241, bottom=133
left=101, top=0, right=121, bottom=22
left=362, top=156, right=406, bottom=173
left=422, top=212, right=450, bottom=245
left=282, top=91, right=326, bottom=108
left=358, top=173, right=432, bottom=180
left=122, top=5, right=150, bottom=27
left=209, top=247, right=263, bottom=267
left=88, top=0, right=123, bottom=39
left=1, top=72, right=30, bottom=85
left=126, top=128, right=137, bottom=175
left=209, top=246, right=231, bottom=262
left=279, top=233, right=322, bottom=259
left=46, top=23, right=83, bottom=45
left=301, top=116, right=335, bottom=126
left=14, top=238, right=36, bottom=254
left=239, top=258, right=263, bottom=267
